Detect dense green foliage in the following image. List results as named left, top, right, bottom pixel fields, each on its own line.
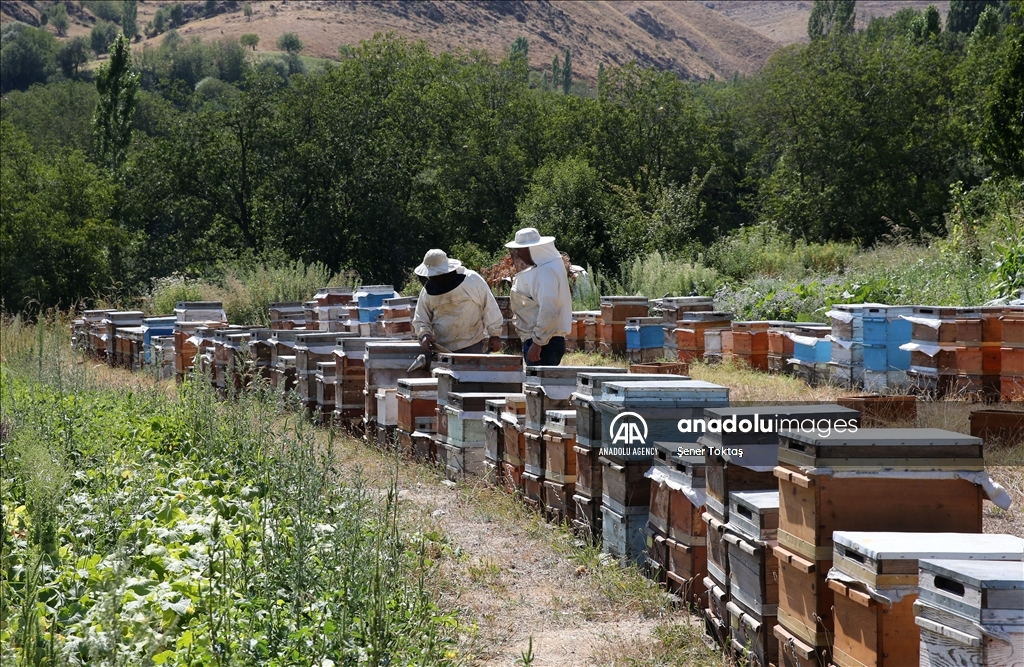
left=0, top=320, right=459, bottom=666
left=1, top=2, right=1022, bottom=313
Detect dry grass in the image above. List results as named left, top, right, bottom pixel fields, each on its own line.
left=688, top=359, right=858, bottom=403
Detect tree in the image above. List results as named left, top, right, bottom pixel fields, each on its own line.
left=909, top=5, right=943, bottom=41
left=562, top=48, right=572, bottom=94
left=980, top=1, right=1024, bottom=177
left=808, top=0, right=857, bottom=40
left=244, top=2, right=253, bottom=20
left=57, top=36, right=90, bottom=78
left=551, top=53, right=560, bottom=91
left=122, top=1, right=138, bottom=40
left=51, top=3, right=71, bottom=37
left=277, top=32, right=303, bottom=54
left=91, top=20, right=120, bottom=55
left=94, top=34, right=139, bottom=169
left=240, top=33, right=259, bottom=51
left=0, top=24, right=57, bottom=93
left=517, top=156, right=612, bottom=270
left=947, top=0, right=1003, bottom=33
left=169, top=2, right=184, bottom=28
left=152, top=8, right=167, bottom=34
left=509, top=36, right=528, bottom=82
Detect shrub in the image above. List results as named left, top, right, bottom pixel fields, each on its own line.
left=90, top=20, right=120, bottom=55
left=276, top=32, right=303, bottom=54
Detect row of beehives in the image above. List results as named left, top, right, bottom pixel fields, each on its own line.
left=70, top=305, right=1023, bottom=667
left=569, top=297, right=1024, bottom=401
left=351, top=354, right=1023, bottom=667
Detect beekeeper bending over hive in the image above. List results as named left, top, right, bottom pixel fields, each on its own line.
left=505, top=228, right=573, bottom=366
left=412, top=249, right=503, bottom=354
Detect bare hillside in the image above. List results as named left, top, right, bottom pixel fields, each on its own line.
left=706, top=0, right=950, bottom=46
left=3, top=0, right=783, bottom=80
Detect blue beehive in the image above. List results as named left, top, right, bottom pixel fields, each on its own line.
left=355, top=285, right=396, bottom=309
left=142, top=316, right=176, bottom=364
left=625, top=317, right=664, bottom=350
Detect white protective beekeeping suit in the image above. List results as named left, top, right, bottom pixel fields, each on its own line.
left=411, top=250, right=503, bottom=352
left=507, top=229, right=573, bottom=346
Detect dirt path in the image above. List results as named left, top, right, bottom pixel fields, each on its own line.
left=327, top=433, right=703, bottom=667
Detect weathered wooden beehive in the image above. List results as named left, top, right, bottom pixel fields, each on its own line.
left=676, top=311, right=733, bottom=364
left=646, top=454, right=708, bottom=608
left=542, top=409, right=577, bottom=523
left=772, top=427, right=998, bottom=667
left=597, top=380, right=728, bottom=565
left=599, top=296, right=649, bottom=355
left=827, top=531, right=1024, bottom=667
left=364, top=341, right=429, bottom=431
left=500, top=394, right=527, bottom=493
left=443, top=391, right=517, bottom=482
left=725, top=490, right=780, bottom=667
left=916, top=558, right=1024, bottom=667
left=330, top=337, right=376, bottom=423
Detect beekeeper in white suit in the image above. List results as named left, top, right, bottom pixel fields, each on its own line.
left=505, top=228, right=573, bottom=366
left=412, top=249, right=504, bottom=354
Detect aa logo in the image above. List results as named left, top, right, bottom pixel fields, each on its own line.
left=609, top=411, right=648, bottom=445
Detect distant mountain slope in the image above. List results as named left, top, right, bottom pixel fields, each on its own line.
left=705, top=0, right=950, bottom=46
left=1, top=1, right=951, bottom=81
left=2, top=0, right=781, bottom=80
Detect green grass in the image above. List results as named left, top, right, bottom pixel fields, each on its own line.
left=0, top=317, right=458, bottom=666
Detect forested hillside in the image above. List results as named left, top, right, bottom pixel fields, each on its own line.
left=1, top=0, right=1022, bottom=314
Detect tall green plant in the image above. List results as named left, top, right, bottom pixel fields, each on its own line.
left=93, top=34, right=139, bottom=169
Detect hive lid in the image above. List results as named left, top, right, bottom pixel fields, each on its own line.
left=834, top=532, right=1024, bottom=562
left=778, top=427, right=984, bottom=468
left=448, top=392, right=516, bottom=412
left=919, top=558, right=1024, bottom=592
left=601, top=380, right=729, bottom=402
left=525, top=365, right=604, bottom=386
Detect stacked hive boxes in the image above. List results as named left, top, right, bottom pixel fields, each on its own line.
left=725, top=491, right=779, bottom=667
left=827, top=531, right=1024, bottom=667
left=583, top=310, right=602, bottom=352
left=785, top=325, right=832, bottom=384
left=269, top=302, right=305, bottom=330
left=444, top=391, right=517, bottom=480
left=542, top=409, right=577, bottom=522
left=173, top=302, right=227, bottom=380
left=396, top=378, right=439, bottom=459
left=483, top=398, right=506, bottom=483
left=597, top=380, right=728, bottom=564
left=314, top=288, right=355, bottom=333
left=316, top=361, right=337, bottom=423
left=499, top=394, right=528, bottom=493
left=294, top=332, right=343, bottom=412
left=432, top=353, right=523, bottom=474
left=302, top=301, right=319, bottom=330
left=954, top=307, right=991, bottom=397
left=722, top=322, right=770, bottom=370
left=81, top=309, right=113, bottom=358
left=767, top=328, right=796, bottom=375
left=141, top=316, right=176, bottom=368
left=268, top=330, right=300, bottom=392
left=567, top=311, right=587, bottom=352
left=655, top=296, right=714, bottom=358
left=902, top=306, right=960, bottom=395
left=625, top=316, right=665, bottom=362
left=380, top=296, right=416, bottom=337
left=646, top=447, right=707, bottom=608
left=826, top=303, right=872, bottom=387
left=858, top=304, right=913, bottom=392
left=375, top=387, right=399, bottom=446
left=364, top=342, right=426, bottom=435
left=772, top=428, right=995, bottom=667
left=522, top=367, right=593, bottom=512
left=569, top=369, right=640, bottom=539
left=104, top=311, right=144, bottom=367
left=600, top=296, right=649, bottom=355
left=700, top=405, right=860, bottom=647
left=331, top=337, right=375, bottom=425
left=916, top=559, right=1024, bottom=667
left=355, top=286, right=397, bottom=337
left=149, top=336, right=176, bottom=379
left=1000, top=307, right=1024, bottom=399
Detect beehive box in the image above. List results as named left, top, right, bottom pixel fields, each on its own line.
left=375, top=387, right=398, bottom=427
left=647, top=463, right=708, bottom=607
left=501, top=395, right=527, bottom=470
left=599, top=296, right=649, bottom=354
left=396, top=378, right=438, bottom=433
left=828, top=532, right=1024, bottom=667
left=601, top=503, right=649, bottom=565
left=543, top=427, right=576, bottom=484
left=445, top=392, right=514, bottom=445
left=916, top=558, right=1024, bottom=667
left=773, top=428, right=989, bottom=649
left=571, top=370, right=664, bottom=446
left=433, top=353, right=524, bottom=406
left=524, top=430, right=545, bottom=479
left=483, top=398, right=505, bottom=472
left=332, top=337, right=377, bottom=420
